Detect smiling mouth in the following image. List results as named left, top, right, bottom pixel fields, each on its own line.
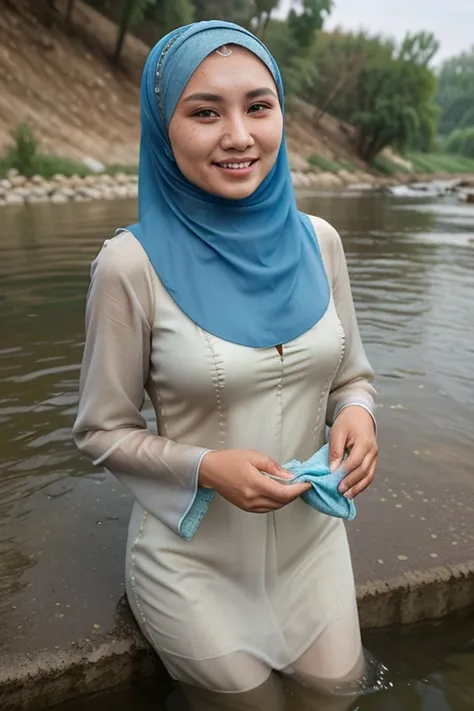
left=213, top=159, right=258, bottom=170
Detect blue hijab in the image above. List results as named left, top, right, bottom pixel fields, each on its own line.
left=127, top=21, right=329, bottom=348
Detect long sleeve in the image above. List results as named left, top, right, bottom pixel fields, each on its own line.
left=313, top=219, right=376, bottom=428
left=72, top=234, right=210, bottom=536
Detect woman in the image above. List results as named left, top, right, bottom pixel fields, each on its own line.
left=73, top=20, right=378, bottom=709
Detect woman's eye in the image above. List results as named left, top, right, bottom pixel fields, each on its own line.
left=193, top=108, right=218, bottom=118
left=248, top=103, right=271, bottom=114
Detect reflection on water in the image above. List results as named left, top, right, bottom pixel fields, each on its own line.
left=1, top=192, right=474, bottom=707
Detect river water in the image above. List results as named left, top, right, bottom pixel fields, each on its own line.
left=0, top=190, right=473, bottom=709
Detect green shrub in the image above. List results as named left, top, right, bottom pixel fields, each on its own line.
left=307, top=154, right=353, bottom=172
left=0, top=124, right=138, bottom=180
left=371, top=154, right=409, bottom=174
left=443, top=127, right=474, bottom=159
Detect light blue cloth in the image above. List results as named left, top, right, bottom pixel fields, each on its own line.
left=179, top=444, right=355, bottom=541
left=126, top=20, right=330, bottom=348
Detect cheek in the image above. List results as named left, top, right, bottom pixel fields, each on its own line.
left=171, top=126, right=211, bottom=174
left=259, top=117, right=283, bottom=157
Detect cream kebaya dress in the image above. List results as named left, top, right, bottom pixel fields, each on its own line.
left=73, top=216, right=376, bottom=693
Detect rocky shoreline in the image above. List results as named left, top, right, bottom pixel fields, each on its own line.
left=0, top=170, right=138, bottom=206
left=0, top=168, right=473, bottom=206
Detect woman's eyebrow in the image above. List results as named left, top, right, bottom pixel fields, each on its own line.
left=183, top=87, right=277, bottom=103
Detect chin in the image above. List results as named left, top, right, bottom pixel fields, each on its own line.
left=212, top=179, right=262, bottom=201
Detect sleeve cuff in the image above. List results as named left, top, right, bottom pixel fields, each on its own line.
left=332, top=402, right=377, bottom=434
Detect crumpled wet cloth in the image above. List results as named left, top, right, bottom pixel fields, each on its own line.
left=179, top=443, right=355, bottom=541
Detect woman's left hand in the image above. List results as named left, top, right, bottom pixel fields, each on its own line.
left=329, top=405, right=378, bottom=499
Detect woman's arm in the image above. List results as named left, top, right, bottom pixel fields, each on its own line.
left=309, top=217, right=378, bottom=497
left=72, top=234, right=210, bottom=535
left=324, top=223, right=376, bottom=428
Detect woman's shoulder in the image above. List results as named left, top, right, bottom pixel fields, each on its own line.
left=304, top=214, right=344, bottom=266
left=92, top=229, right=150, bottom=277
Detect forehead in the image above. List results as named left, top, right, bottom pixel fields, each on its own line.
left=183, top=45, right=277, bottom=95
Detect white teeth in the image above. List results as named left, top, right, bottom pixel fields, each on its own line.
left=219, top=162, right=252, bottom=169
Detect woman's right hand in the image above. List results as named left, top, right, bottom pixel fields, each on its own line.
left=198, top=449, right=311, bottom=513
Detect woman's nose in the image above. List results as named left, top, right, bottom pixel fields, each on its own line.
left=220, top=115, right=254, bottom=152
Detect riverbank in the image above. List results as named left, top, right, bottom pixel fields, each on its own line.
left=1, top=167, right=474, bottom=207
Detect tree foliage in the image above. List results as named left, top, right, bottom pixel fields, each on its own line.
left=68, top=1, right=471, bottom=162
left=436, top=46, right=474, bottom=136
left=304, top=30, right=439, bottom=159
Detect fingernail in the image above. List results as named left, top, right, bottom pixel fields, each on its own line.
left=344, top=489, right=352, bottom=499
left=330, top=459, right=340, bottom=473
left=338, top=484, right=347, bottom=494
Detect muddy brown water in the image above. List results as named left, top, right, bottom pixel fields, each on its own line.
left=0, top=189, right=473, bottom=709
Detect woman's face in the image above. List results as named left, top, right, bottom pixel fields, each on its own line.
left=168, top=46, right=283, bottom=200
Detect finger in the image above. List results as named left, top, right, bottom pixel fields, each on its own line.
left=345, top=457, right=377, bottom=498
left=249, top=453, right=293, bottom=480
left=329, top=428, right=348, bottom=472
left=339, top=451, right=376, bottom=494
left=340, top=440, right=373, bottom=475
left=256, top=474, right=311, bottom=503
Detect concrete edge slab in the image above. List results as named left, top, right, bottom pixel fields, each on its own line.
left=2, top=561, right=474, bottom=711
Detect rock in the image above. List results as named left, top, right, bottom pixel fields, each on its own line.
left=82, top=156, right=105, bottom=173
left=10, top=174, right=27, bottom=188
left=84, top=175, right=99, bottom=187
left=466, top=192, right=474, bottom=203
left=12, top=187, right=31, bottom=199
left=0, top=179, right=12, bottom=190
left=115, top=172, right=129, bottom=185
left=347, top=183, right=374, bottom=192
left=31, top=175, right=44, bottom=185
left=337, top=169, right=360, bottom=184
left=31, top=187, right=49, bottom=198
left=288, top=152, right=312, bottom=173
left=102, top=189, right=116, bottom=200
left=58, top=188, right=77, bottom=199
left=52, top=174, right=67, bottom=184
left=27, top=195, right=50, bottom=204
left=5, top=193, right=24, bottom=204
left=80, top=187, right=103, bottom=200
left=312, top=172, right=343, bottom=188
left=73, top=194, right=91, bottom=202
left=50, top=192, right=69, bottom=204
left=126, top=185, right=138, bottom=199
left=114, top=185, right=130, bottom=199
left=6, top=168, right=19, bottom=180
left=455, top=178, right=474, bottom=189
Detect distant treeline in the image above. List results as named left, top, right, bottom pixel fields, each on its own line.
left=47, top=1, right=474, bottom=160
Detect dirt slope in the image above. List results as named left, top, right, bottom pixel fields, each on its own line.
left=0, top=0, right=368, bottom=169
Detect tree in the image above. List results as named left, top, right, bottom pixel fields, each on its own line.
left=287, top=0, right=333, bottom=49
left=113, top=0, right=193, bottom=64
left=302, top=29, right=438, bottom=160
left=436, top=46, right=474, bottom=136
left=444, top=126, right=474, bottom=158
left=398, top=31, right=439, bottom=67
left=193, top=0, right=254, bottom=26
left=114, top=0, right=155, bottom=64
left=65, top=0, right=75, bottom=25
left=253, top=0, right=279, bottom=39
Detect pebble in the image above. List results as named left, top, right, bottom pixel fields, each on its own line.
left=0, top=170, right=139, bottom=207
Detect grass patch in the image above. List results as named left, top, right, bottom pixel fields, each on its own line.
left=407, top=152, right=474, bottom=174
left=0, top=124, right=137, bottom=180
left=307, top=154, right=357, bottom=173
left=371, top=154, right=410, bottom=175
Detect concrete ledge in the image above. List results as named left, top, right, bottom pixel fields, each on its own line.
left=357, top=561, right=474, bottom=628
left=2, top=563, right=474, bottom=711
